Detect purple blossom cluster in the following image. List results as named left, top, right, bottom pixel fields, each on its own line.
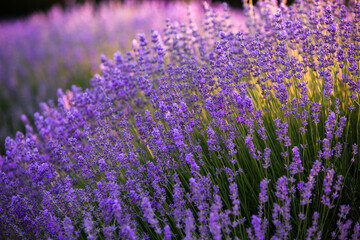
left=1, top=0, right=360, bottom=239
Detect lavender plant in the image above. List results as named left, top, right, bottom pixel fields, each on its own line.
left=1, top=0, right=360, bottom=239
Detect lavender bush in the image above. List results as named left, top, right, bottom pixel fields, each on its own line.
left=1, top=0, right=360, bottom=239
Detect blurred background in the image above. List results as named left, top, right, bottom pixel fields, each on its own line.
left=1, top=0, right=290, bottom=20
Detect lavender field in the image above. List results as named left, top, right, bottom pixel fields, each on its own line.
left=1, top=0, right=360, bottom=239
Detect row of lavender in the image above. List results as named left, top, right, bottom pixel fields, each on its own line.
left=0, top=1, right=234, bottom=151
left=1, top=0, right=360, bottom=239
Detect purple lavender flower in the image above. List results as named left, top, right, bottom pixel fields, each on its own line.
left=209, top=207, right=222, bottom=240
left=121, top=225, right=136, bottom=240
left=287, top=146, right=304, bottom=175
left=300, top=160, right=322, bottom=205
left=273, top=176, right=294, bottom=239
left=83, top=213, right=98, bottom=240
left=184, top=209, right=195, bottom=240
left=62, top=217, right=76, bottom=240
left=263, top=147, right=271, bottom=168
left=322, top=138, right=333, bottom=160
left=352, top=222, right=360, bottom=240
left=229, top=182, right=240, bottom=216
left=247, top=214, right=267, bottom=240
left=173, top=128, right=185, bottom=149
left=141, top=196, right=161, bottom=234
left=207, top=126, right=220, bottom=151
left=321, top=168, right=336, bottom=208
left=334, top=205, right=352, bottom=240
left=259, top=178, right=270, bottom=206
left=163, top=225, right=172, bottom=240
left=298, top=212, right=306, bottom=221
left=325, top=111, right=336, bottom=140
left=306, top=212, right=321, bottom=240
left=102, top=226, right=115, bottom=240
left=274, top=118, right=290, bottom=147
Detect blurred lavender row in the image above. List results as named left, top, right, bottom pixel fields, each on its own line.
left=0, top=1, right=244, bottom=152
